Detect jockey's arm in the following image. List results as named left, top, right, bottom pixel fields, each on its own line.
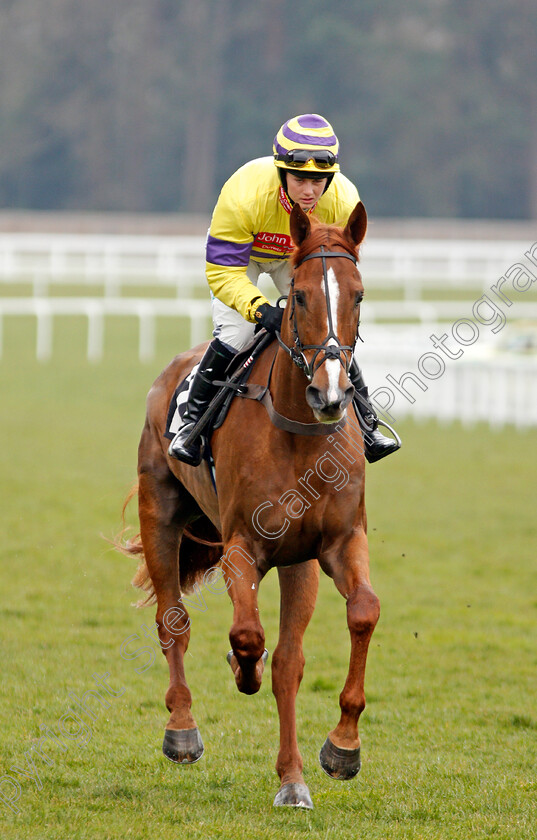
left=205, top=175, right=270, bottom=323
left=205, top=255, right=269, bottom=323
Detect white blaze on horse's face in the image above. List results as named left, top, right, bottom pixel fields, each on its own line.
left=304, top=256, right=356, bottom=423
left=323, top=267, right=342, bottom=405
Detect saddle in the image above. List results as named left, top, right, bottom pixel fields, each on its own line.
left=164, top=330, right=275, bottom=443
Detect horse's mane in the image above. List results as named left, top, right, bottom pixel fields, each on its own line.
left=291, top=219, right=359, bottom=268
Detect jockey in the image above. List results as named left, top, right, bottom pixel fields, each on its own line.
left=169, top=114, right=399, bottom=466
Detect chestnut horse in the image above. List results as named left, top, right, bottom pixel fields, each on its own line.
left=123, top=201, right=380, bottom=809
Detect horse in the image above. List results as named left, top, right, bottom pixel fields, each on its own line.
left=119, top=200, right=380, bottom=810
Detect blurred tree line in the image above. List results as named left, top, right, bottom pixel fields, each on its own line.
left=0, top=0, right=536, bottom=219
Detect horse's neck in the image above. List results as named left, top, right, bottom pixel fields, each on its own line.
left=270, top=351, right=315, bottom=426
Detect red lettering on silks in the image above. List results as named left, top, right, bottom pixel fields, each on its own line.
left=253, top=231, right=293, bottom=253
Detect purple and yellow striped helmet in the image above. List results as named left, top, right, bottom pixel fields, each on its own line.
left=273, top=114, right=340, bottom=174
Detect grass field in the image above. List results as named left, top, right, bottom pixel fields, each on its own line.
left=1, top=319, right=536, bottom=839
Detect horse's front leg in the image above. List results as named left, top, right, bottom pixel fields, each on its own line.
left=222, top=537, right=267, bottom=695
left=271, top=560, right=319, bottom=810
left=318, top=526, right=380, bottom=780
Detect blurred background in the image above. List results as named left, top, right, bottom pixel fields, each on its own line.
left=0, top=0, right=536, bottom=219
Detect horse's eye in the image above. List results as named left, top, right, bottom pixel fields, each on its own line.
left=354, top=291, right=364, bottom=308
left=295, top=291, right=306, bottom=307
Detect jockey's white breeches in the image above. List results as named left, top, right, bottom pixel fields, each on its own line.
left=211, top=259, right=292, bottom=352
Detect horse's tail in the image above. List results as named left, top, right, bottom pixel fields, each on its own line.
left=112, top=481, right=157, bottom=608
left=112, top=481, right=224, bottom=607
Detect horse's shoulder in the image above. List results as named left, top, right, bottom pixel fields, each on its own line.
left=247, top=340, right=278, bottom=381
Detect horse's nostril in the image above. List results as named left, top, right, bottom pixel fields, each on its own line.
left=306, top=384, right=323, bottom=410
left=343, top=384, right=355, bottom=406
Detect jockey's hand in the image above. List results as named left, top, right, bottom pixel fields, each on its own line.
left=254, top=303, right=284, bottom=333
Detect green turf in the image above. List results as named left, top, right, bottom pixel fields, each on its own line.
left=0, top=320, right=536, bottom=839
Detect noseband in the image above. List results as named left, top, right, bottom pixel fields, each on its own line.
left=276, top=246, right=359, bottom=382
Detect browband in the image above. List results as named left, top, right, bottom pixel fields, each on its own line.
left=295, top=250, right=357, bottom=267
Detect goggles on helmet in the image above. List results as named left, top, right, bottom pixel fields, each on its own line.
left=274, top=149, right=338, bottom=170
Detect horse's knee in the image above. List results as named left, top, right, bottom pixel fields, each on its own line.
left=347, top=584, right=380, bottom=635
left=271, top=646, right=306, bottom=693
left=272, top=646, right=305, bottom=673
left=229, top=622, right=265, bottom=661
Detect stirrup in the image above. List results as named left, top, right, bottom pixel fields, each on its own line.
left=362, top=419, right=402, bottom=464
left=376, top=418, right=402, bottom=449
left=168, top=423, right=205, bottom=465
left=353, top=389, right=401, bottom=446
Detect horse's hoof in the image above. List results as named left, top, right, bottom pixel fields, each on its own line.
left=226, top=648, right=269, bottom=666
left=162, top=727, right=204, bottom=764
left=319, top=737, right=361, bottom=780
left=273, top=782, right=313, bottom=809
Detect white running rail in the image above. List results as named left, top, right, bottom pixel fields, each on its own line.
left=1, top=233, right=535, bottom=300
left=1, top=297, right=536, bottom=362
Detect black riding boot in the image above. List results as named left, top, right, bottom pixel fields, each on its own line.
left=350, top=360, right=401, bottom=463
left=168, top=338, right=235, bottom=466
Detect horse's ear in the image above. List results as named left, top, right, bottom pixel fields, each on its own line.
left=344, top=201, right=367, bottom=247
left=290, top=203, right=311, bottom=246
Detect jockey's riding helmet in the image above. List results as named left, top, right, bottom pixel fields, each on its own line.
left=273, top=114, right=340, bottom=180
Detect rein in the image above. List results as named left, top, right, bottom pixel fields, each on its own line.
left=276, top=247, right=359, bottom=381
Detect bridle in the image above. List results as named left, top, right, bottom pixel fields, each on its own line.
left=276, top=246, right=360, bottom=382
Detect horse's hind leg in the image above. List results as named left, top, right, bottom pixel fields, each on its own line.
left=138, top=454, right=203, bottom=764
left=272, top=560, right=319, bottom=810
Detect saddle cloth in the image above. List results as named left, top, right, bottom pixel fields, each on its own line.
left=164, top=363, right=200, bottom=441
